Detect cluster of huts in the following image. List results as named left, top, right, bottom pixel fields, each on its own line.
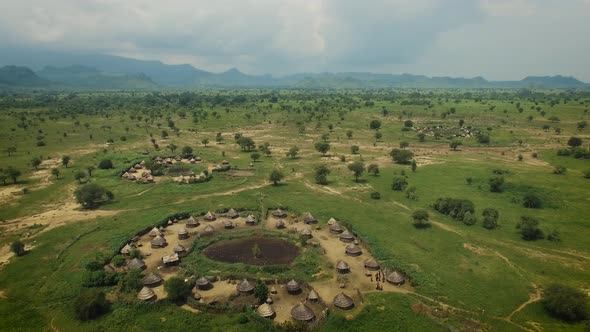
left=121, top=161, right=155, bottom=183
left=174, top=172, right=210, bottom=184
left=415, top=125, right=479, bottom=138
left=212, top=160, right=231, bottom=172
left=153, top=156, right=202, bottom=165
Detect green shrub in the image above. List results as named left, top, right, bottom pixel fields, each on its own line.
left=543, top=284, right=589, bottom=321
left=74, top=289, right=109, bottom=321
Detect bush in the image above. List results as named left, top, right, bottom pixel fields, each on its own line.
left=74, top=289, right=109, bottom=321
left=543, top=284, right=588, bottom=321
left=489, top=176, right=505, bottom=192
left=111, top=255, right=125, bottom=267
left=523, top=193, right=542, bottom=208
left=119, top=269, right=143, bottom=293
left=82, top=270, right=119, bottom=287
left=390, top=149, right=414, bottom=164
left=433, top=197, right=475, bottom=221
left=391, top=176, right=408, bottom=191
left=553, top=166, right=567, bottom=174
left=482, top=208, right=499, bottom=230
left=74, top=183, right=114, bottom=209
left=462, top=212, right=477, bottom=226
left=412, top=209, right=430, bottom=228
left=98, top=159, right=114, bottom=169
left=164, top=277, right=191, bottom=303
left=370, top=192, right=381, bottom=200
left=516, top=216, right=544, bottom=240
left=10, top=240, right=26, bottom=256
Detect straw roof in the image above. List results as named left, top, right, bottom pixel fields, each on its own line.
left=291, top=303, right=315, bottom=321
left=266, top=296, right=273, bottom=304
left=275, top=219, right=286, bottom=229
left=162, top=253, right=179, bottom=264
left=137, top=286, right=156, bottom=301
left=256, top=303, right=275, bottom=318
left=339, top=230, right=354, bottom=242
left=286, top=279, right=301, bottom=293
left=149, top=227, right=162, bottom=237
left=223, top=220, right=234, bottom=229
left=336, top=260, right=350, bottom=272
left=303, top=212, right=317, bottom=224
left=272, top=208, right=287, bottom=218
left=222, top=160, right=230, bottom=165
left=333, top=293, right=354, bottom=309
left=327, top=217, right=337, bottom=225
left=236, top=279, right=255, bottom=293
left=364, top=258, right=380, bottom=270
left=128, top=167, right=137, bottom=173
left=196, top=276, right=211, bottom=287
left=120, top=243, right=133, bottom=255
left=203, top=225, right=215, bottom=233
left=173, top=244, right=186, bottom=253
left=226, top=208, right=239, bottom=219
left=245, top=214, right=258, bottom=224
left=270, top=286, right=278, bottom=294
left=178, top=228, right=188, bottom=235
left=186, top=216, right=199, bottom=227
left=345, top=244, right=362, bottom=256
left=127, top=258, right=146, bottom=270
left=192, top=292, right=201, bottom=300
left=151, top=235, right=167, bottom=247
left=204, top=211, right=216, bottom=221
left=386, top=271, right=405, bottom=285
left=142, top=272, right=163, bottom=286
left=329, top=222, right=344, bottom=233
left=300, top=227, right=312, bottom=237
left=307, top=289, right=319, bottom=301
left=154, top=156, right=163, bottom=161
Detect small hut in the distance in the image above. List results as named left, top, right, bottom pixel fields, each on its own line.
left=333, top=293, right=354, bottom=310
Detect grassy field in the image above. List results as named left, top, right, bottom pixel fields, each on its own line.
left=0, top=89, right=589, bottom=331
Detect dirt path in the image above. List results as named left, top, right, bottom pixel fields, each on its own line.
left=507, top=285, right=542, bottom=320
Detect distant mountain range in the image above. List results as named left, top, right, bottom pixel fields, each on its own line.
left=0, top=47, right=587, bottom=90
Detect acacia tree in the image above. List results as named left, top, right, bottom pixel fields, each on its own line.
left=269, top=169, right=284, bottom=186
left=347, top=161, right=365, bottom=182
left=346, top=130, right=353, bottom=139
left=350, top=145, right=360, bottom=154
left=314, top=142, right=330, bottom=156
left=369, top=120, right=382, bottom=130
left=567, top=136, right=582, bottom=148
left=367, top=164, right=379, bottom=176
left=62, top=155, right=71, bottom=168
left=31, top=156, right=42, bottom=170
left=314, top=165, right=330, bottom=185
left=51, top=168, right=60, bottom=179
left=286, top=146, right=300, bottom=159
left=450, top=140, right=462, bottom=151
left=201, top=138, right=209, bottom=147
left=5, top=166, right=21, bottom=184
left=390, top=149, right=414, bottom=164
left=74, top=183, right=114, bottom=209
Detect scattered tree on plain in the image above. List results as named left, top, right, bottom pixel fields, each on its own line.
left=347, top=161, right=365, bottom=182
left=269, top=169, right=284, bottom=186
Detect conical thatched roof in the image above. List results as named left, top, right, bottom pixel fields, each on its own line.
left=236, top=279, right=255, bottom=293
left=336, top=260, right=350, bottom=272
left=291, top=303, right=315, bottom=321
left=173, top=244, right=186, bottom=253
left=186, top=216, right=199, bottom=227
left=345, top=243, right=362, bottom=256
left=339, top=230, right=354, bottom=242
left=329, top=222, right=344, bottom=233
left=272, top=208, right=287, bottom=218
left=127, top=258, right=146, bottom=270
left=245, top=214, right=257, bottom=224
left=327, top=217, right=337, bottom=225
left=142, top=272, right=163, bottom=286
left=204, top=211, right=216, bottom=221
left=222, top=160, right=230, bottom=165
left=266, top=296, right=273, bottom=304
left=137, top=286, right=156, bottom=301
left=151, top=235, right=167, bottom=247
left=307, top=289, right=319, bottom=301
left=303, top=212, right=317, bottom=224
left=333, top=293, right=354, bottom=309
left=275, top=219, right=285, bottom=229
left=224, top=220, right=234, bottom=229
left=386, top=271, right=405, bottom=285
left=256, top=303, right=276, bottom=318
left=196, top=276, right=211, bottom=287
left=300, top=227, right=312, bottom=237
left=226, top=208, right=239, bottom=218
left=286, top=279, right=301, bottom=293
left=192, top=291, right=201, bottom=300
left=203, top=225, right=215, bottom=233
left=149, top=227, right=162, bottom=237
left=270, top=286, right=278, bottom=294
left=178, top=228, right=188, bottom=235
left=364, top=258, right=380, bottom=270
left=120, top=243, right=133, bottom=255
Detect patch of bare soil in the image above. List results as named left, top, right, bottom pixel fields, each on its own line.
left=203, top=236, right=299, bottom=265
left=0, top=245, right=14, bottom=269
left=507, top=285, right=542, bottom=320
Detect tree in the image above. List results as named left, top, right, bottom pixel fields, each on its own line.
left=314, top=165, right=330, bottom=185
left=477, top=133, right=490, bottom=144
left=201, top=138, right=209, bottom=147
left=350, top=145, right=360, bottom=154
left=74, top=183, right=114, bottom=209
left=237, top=136, right=256, bottom=151
left=97, top=159, right=113, bottom=169
left=567, top=136, right=582, bottom=148
left=405, top=186, right=417, bottom=200
left=86, top=166, right=95, bottom=177
left=31, top=156, right=42, bottom=170
left=346, top=130, right=353, bottom=139
left=516, top=216, right=544, bottom=240
left=5, top=166, right=21, bottom=184
left=392, top=176, right=408, bottom=191
left=286, top=146, right=300, bottom=159
left=399, top=141, right=409, bottom=149
left=459, top=119, right=465, bottom=127
left=74, top=289, right=109, bottom=321
left=62, top=155, right=71, bottom=168
left=269, top=169, right=284, bottom=186
left=367, top=164, right=379, bottom=176
left=216, top=132, right=223, bottom=144
left=161, top=130, right=169, bottom=138
left=181, top=146, right=193, bottom=158
left=462, top=211, right=477, bottom=225
left=0, top=174, right=7, bottom=185
left=51, top=168, right=60, bottom=179
left=259, top=142, right=271, bottom=156
left=543, top=284, right=589, bottom=321
left=119, top=268, right=143, bottom=293
left=418, top=133, right=426, bottom=142
left=6, top=146, right=16, bottom=156
left=411, top=160, right=417, bottom=172
left=482, top=208, right=500, bottom=230
left=489, top=176, right=505, bottom=193
left=250, top=152, right=261, bottom=162
left=449, top=140, right=462, bottom=151
left=369, top=119, right=381, bottom=130
left=164, top=277, right=191, bottom=303
left=314, top=142, right=330, bottom=156
left=347, top=161, right=365, bottom=182
left=254, top=280, right=269, bottom=304
left=404, top=120, right=414, bottom=128
left=412, top=209, right=430, bottom=228
left=10, top=240, right=26, bottom=256
left=167, top=143, right=177, bottom=153
left=375, top=132, right=383, bottom=141
left=321, top=133, right=330, bottom=142
left=390, top=148, right=414, bottom=164
left=577, top=121, right=588, bottom=131
left=75, top=171, right=87, bottom=184
left=523, top=193, right=542, bottom=208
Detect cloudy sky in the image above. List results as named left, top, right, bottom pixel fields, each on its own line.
left=1, top=0, right=589, bottom=80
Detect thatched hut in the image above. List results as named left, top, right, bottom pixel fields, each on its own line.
left=120, top=243, right=133, bottom=255
left=286, top=279, right=302, bottom=294
left=236, top=279, right=255, bottom=294
left=222, top=160, right=230, bottom=165
left=329, top=222, right=344, bottom=234
left=226, top=208, right=239, bottom=219
left=270, top=286, right=278, bottom=294
left=256, top=303, right=276, bottom=319
left=127, top=258, right=146, bottom=270
left=178, top=228, right=189, bottom=240
left=299, top=227, right=312, bottom=239
left=327, top=217, right=337, bottom=225
left=303, top=212, right=317, bottom=224
left=162, top=253, right=179, bottom=266
left=154, top=156, right=163, bottom=162
left=307, top=289, right=319, bottom=302
left=272, top=208, right=287, bottom=218
left=336, top=260, right=350, bottom=274
left=142, top=272, right=163, bottom=286
left=186, top=216, right=199, bottom=228
left=266, top=296, right=273, bottom=304
left=150, top=235, right=167, bottom=248
left=275, top=219, right=286, bottom=229
left=386, top=271, right=405, bottom=286
left=223, top=220, right=234, bottom=229
left=245, top=214, right=257, bottom=225
left=339, top=230, right=354, bottom=243
left=137, top=286, right=156, bottom=301
left=149, top=227, right=162, bottom=237
left=173, top=244, right=187, bottom=256
left=128, top=167, right=137, bottom=174
left=195, top=276, right=212, bottom=290
left=204, top=211, right=216, bottom=221
left=122, top=172, right=130, bottom=179
left=291, top=303, right=315, bottom=321
left=364, top=258, right=380, bottom=271
left=203, top=224, right=215, bottom=234
left=333, top=293, right=354, bottom=310
left=345, top=244, right=362, bottom=256
left=192, top=290, right=201, bottom=300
